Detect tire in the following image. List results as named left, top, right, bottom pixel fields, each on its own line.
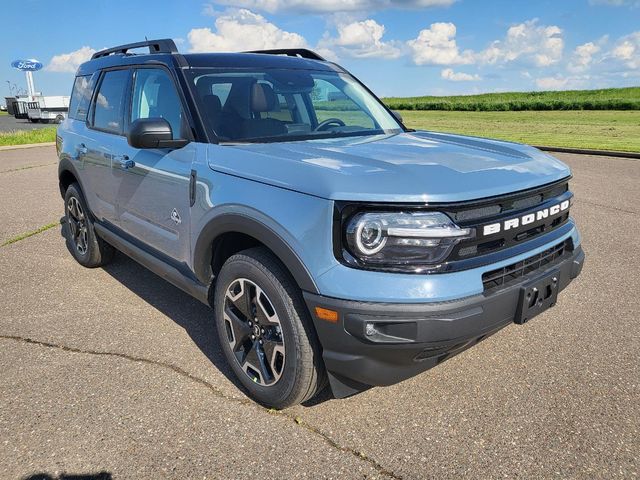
left=214, top=247, right=326, bottom=409
left=63, top=183, right=114, bottom=268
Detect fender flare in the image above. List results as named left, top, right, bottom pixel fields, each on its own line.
left=192, top=212, right=319, bottom=294
left=58, top=156, right=87, bottom=198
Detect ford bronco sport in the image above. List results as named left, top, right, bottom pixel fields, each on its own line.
left=57, top=39, right=584, bottom=408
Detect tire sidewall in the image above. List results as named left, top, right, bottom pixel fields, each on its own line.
left=214, top=255, right=304, bottom=406
left=64, top=184, right=100, bottom=266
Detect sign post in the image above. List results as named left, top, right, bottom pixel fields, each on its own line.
left=10, top=59, right=43, bottom=99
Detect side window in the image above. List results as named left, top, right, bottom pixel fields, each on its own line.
left=68, top=74, right=94, bottom=121
left=92, top=69, right=129, bottom=134
left=131, top=68, right=183, bottom=140
left=263, top=93, right=294, bottom=123
left=311, top=79, right=374, bottom=129
left=211, top=83, right=232, bottom=107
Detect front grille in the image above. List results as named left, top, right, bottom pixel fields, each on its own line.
left=445, top=180, right=572, bottom=262
left=482, top=240, right=571, bottom=292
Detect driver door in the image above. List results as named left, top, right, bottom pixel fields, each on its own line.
left=116, top=67, right=194, bottom=264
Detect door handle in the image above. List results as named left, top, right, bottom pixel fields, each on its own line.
left=117, top=155, right=135, bottom=170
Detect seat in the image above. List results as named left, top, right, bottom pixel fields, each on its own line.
left=196, top=76, right=244, bottom=139
left=241, top=83, right=286, bottom=139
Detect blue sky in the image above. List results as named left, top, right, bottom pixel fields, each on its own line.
left=2, top=0, right=639, bottom=98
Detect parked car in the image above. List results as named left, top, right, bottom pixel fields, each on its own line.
left=56, top=39, right=584, bottom=408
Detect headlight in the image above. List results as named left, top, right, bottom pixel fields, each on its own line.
left=345, top=211, right=474, bottom=270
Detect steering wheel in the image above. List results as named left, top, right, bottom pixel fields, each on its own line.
left=315, top=118, right=346, bottom=131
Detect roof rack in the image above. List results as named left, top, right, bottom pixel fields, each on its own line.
left=244, top=49, right=326, bottom=61
left=91, top=39, right=178, bottom=60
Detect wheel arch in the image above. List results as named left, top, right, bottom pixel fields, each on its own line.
left=193, top=212, right=320, bottom=295
left=58, top=157, right=85, bottom=199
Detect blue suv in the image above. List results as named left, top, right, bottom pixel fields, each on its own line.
left=57, top=39, right=584, bottom=408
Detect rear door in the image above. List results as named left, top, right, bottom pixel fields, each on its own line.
left=116, top=66, right=195, bottom=264
left=82, top=68, right=131, bottom=224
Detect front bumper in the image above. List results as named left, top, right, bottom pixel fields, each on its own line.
left=304, top=245, right=584, bottom=398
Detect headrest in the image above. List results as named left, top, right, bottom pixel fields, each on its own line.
left=203, top=94, right=222, bottom=114
left=250, top=83, right=277, bottom=112
left=196, top=76, right=215, bottom=97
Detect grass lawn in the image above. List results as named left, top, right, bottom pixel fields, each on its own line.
left=0, top=126, right=57, bottom=147
left=400, top=110, right=640, bottom=153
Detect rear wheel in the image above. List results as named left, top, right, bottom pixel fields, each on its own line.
left=63, top=183, right=114, bottom=268
left=214, top=247, right=326, bottom=409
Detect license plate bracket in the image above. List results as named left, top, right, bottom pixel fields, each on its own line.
left=514, top=269, right=560, bottom=324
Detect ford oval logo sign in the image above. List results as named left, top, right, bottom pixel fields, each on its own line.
left=11, top=59, right=43, bottom=71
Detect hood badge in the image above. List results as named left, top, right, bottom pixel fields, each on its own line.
left=171, top=208, right=182, bottom=225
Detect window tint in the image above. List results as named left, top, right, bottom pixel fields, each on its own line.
left=68, top=75, right=94, bottom=121
left=131, top=68, right=183, bottom=139
left=93, top=69, right=129, bottom=134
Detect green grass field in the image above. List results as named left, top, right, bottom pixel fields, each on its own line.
left=400, top=110, right=640, bottom=152
left=0, top=127, right=57, bottom=147
left=0, top=109, right=638, bottom=153
left=383, top=87, right=640, bottom=111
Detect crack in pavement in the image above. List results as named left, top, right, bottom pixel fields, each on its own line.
left=0, top=162, right=56, bottom=174
left=0, top=334, right=402, bottom=479
left=577, top=198, right=638, bottom=216
left=1, top=221, right=60, bottom=247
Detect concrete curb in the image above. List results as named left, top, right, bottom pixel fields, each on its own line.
left=536, top=145, right=640, bottom=159
left=0, top=142, right=56, bottom=151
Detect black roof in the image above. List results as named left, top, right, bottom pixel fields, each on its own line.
left=77, top=39, right=341, bottom=76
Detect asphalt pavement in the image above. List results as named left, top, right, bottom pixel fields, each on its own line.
left=0, top=115, right=52, bottom=133
left=0, top=146, right=638, bottom=479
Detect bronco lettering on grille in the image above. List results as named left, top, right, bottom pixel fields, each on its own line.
left=482, top=200, right=570, bottom=236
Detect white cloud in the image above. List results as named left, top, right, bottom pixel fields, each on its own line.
left=318, top=19, right=402, bottom=59
left=478, top=19, right=563, bottom=67
left=611, top=31, right=640, bottom=68
left=568, top=41, right=601, bottom=72
left=187, top=9, right=307, bottom=53
left=46, top=46, right=96, bottom=73
left=535, top=76, right=570, bottom=90
left=407, top=19, right=564, bottom=68
left=407, top=22, right=474, bottom=65
left=440, top=68, right=480, bottom=81
left=535, top=75, right=589, bottom=90
left=588, top=0, right=640, bottom=6
left=207, top=0, right=456, bottom=13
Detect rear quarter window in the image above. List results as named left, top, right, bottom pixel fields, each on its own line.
left=92, top=69, right=130, bottom=135
left=68, top=74, right=95, bottom=121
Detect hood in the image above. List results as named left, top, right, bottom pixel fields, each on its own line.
left=208, top=131, right=571, bottom=203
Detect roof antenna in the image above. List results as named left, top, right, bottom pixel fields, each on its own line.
left=145, top=35, right=148, bottom=41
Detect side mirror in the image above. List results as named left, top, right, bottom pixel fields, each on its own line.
left=391, top=110, right=404, bottom=124
left=127, top=118, right=189, bottom=149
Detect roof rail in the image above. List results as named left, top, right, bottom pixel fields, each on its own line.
left=91, top=39, right=178, bottom=60
left=244, top=49, right=326, bottom=61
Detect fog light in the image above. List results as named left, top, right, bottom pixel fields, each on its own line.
left=365, top=323, right=376, bottom=336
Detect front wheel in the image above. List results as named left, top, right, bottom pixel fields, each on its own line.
left=213, top=247, right=326, bottom=408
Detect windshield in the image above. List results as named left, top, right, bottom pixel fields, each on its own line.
left=188, top=68, right=403, bottom=143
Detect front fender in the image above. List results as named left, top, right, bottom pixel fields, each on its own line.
left=192, top=208, right=320, bottom=294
